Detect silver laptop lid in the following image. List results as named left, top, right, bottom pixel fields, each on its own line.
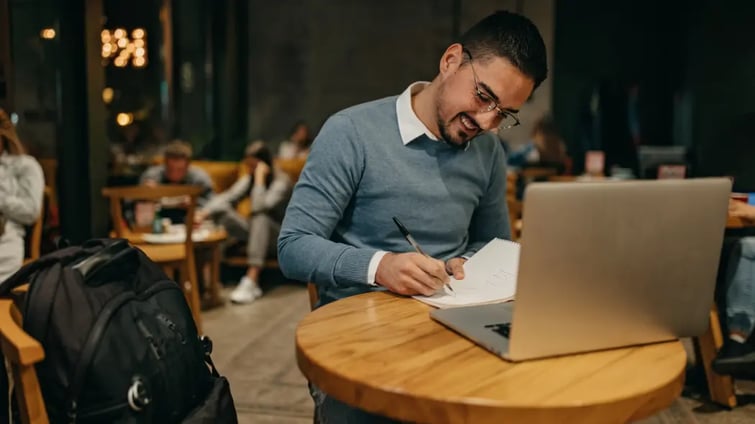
left=508, top=178, right=731, bottom=361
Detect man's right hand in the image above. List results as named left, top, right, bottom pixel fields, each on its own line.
left=375, top=252, right=449, bottom=296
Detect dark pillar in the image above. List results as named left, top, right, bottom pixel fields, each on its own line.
left=171, top=0, right=211, bottom=155
left=211, top=0, right=248, bottom=160
left=0, top=0, right=12, bottom=110
left=57, top=0, right=109, bottom=243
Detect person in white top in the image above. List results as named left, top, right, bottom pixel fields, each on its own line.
left=0, top=109, right=44, bottom=282
left=277, top=121, right=311, bottom=160
left=198, top=141, right=293, bottom=304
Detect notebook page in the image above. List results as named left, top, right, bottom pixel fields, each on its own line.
left=413, top=238, right=520, bottom=308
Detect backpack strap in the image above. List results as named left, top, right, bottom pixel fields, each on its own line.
left=0, top=239, right=129, bottom=295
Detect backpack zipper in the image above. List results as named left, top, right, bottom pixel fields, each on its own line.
left=66, top=279, right=179, bottom=422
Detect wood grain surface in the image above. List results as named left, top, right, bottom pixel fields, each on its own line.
left=297, top=291, right=687, bottom=424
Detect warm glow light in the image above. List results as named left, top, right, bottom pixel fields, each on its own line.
left=100, top=28, right=148, bottom=68
left=116, top=113, right=133, bottom=126
left=102, top=87, right=114, bottom=104
left=40, top=28, right=56, bottom=39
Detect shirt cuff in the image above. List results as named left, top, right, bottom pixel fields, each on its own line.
left=367, top=251, right=389, bottom=286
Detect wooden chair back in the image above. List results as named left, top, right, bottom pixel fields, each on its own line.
left=0, top=299, right=48, bottom=424
left=307, top=282, right=318, bottom=310
left=274, top=157, right=307, bottom=183
left=102, top=185, right=204, bottom=330
left=101, top=184, right=202, bottom=238
left=190, top=160, right=243, bottom=193
left=506, top=172, right=522, bottom=241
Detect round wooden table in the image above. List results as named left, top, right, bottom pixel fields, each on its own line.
left=296, top=292, right=687, bottom=424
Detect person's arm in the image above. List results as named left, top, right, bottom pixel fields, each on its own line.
left=729, top=199, right=755, bottom=221
left=201, top=174, right=251, bottom=215
left=277, top=115, right=447, bottom=294
left=250, top=172, right=291, bottom=214
left=277, top=115, right=374, bottom=287
left=0, top=156, right=44, bottom=226
left=139, top=166, right=162, bottom=185
left=462, top=141, right=511, bottom=258
left=190, top=167, right=215, bottom=207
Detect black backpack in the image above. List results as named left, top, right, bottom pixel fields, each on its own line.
left=0, top=238, right=237, bottom=423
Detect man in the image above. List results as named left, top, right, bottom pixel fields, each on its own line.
left=197, top=141, right=293, bottom=304
left=713, top=199, right=755, bottom=376
left=140, top=140, right=214, bottom=223
left=277, top=10, right=547, bottom=423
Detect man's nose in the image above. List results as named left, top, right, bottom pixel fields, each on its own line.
left=471, top=110, right=500, bottom=132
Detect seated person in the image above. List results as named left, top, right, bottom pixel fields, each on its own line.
left=277, top=120, right=312, bottom=160
left=714, top=199, right=755, bottom=376
left=198, top=141, right=293, bottom=304
left=0, top=109, right=44, bottom=281
left=139, top=140, right=214, bottom=224
left=507, top=115, right=568, bottom=173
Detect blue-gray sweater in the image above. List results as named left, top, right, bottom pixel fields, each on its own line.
left=277, top=96, right=510, bottom=304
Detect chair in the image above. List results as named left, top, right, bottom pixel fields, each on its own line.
left=101, top=185, right=204, bottom=332
left=307, top=282, right=318, bottom=310
left=24, top=187, right=53, bottom=265
left=506, top=172, right=522, bottom=241
left=0, top=298, right=48, bottom=424
left=694, top=305, right=737, bottom=407
left=274, top=157, right=307, bottom=183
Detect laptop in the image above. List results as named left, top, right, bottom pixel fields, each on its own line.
left=431, top=178, right=731, bottom=361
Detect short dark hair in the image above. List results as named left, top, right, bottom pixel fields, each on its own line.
left=459, top=10, right=548, bottom=89
left=163, top=140, right=193, bottom=160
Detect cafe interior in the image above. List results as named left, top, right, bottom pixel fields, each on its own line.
left=2, top=0, right=755, bottom=422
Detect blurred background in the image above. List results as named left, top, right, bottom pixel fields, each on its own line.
left=1, top=0, right=755, bottom=242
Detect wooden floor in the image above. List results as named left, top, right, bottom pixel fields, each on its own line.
left=204, top=283, right=755, bottom=424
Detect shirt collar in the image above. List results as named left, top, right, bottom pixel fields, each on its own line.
left=396, top=82, right=438, bottom=145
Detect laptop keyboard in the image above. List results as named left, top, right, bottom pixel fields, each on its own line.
left=484, top=322, right=511, bottom=338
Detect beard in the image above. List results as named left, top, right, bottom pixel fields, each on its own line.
left=436, top=112, right=482, bottom=150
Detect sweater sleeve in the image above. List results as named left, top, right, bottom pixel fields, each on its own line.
left=277, top=114, right=378, bottom=287
left=463, top=141, right=511, bottom=257
left=0, top=156, right=44, bottom=226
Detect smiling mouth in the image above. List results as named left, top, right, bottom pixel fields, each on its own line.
left=460, top=113, right=481, bottom=133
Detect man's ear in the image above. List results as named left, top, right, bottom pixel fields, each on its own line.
left=439, top=43, right=464, bottom=78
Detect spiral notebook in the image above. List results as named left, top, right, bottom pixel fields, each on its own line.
left=413, top=238, right=520, bottom=309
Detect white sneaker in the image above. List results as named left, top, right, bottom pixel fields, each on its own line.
left=230, top=276, right=262, bottom=304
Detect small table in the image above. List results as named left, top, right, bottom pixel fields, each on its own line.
left=296, top=292, right=686, bottom=424
left=126, top=228, right=228, bottom=306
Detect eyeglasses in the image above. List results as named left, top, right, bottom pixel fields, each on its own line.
left=463, top=48, right=521, bottom=131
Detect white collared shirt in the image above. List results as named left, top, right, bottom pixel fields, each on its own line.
left=395, top=82, right=439, bottom=144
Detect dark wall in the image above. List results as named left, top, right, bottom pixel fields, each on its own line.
left=246, top=0, right=455, bottom=149
left=552, top=0, right=688, bottom=174
left=687, top=1, right=755, bottom=191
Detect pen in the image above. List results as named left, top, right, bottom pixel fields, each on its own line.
left=392, top=216, right=455, bottom=294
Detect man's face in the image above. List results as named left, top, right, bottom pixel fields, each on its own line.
left=435, top=46, right=535, bottom=146
left=164, top=157, right=189, bottom=183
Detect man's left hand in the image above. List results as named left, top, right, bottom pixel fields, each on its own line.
left=445, top=257, right=467, bottom=280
